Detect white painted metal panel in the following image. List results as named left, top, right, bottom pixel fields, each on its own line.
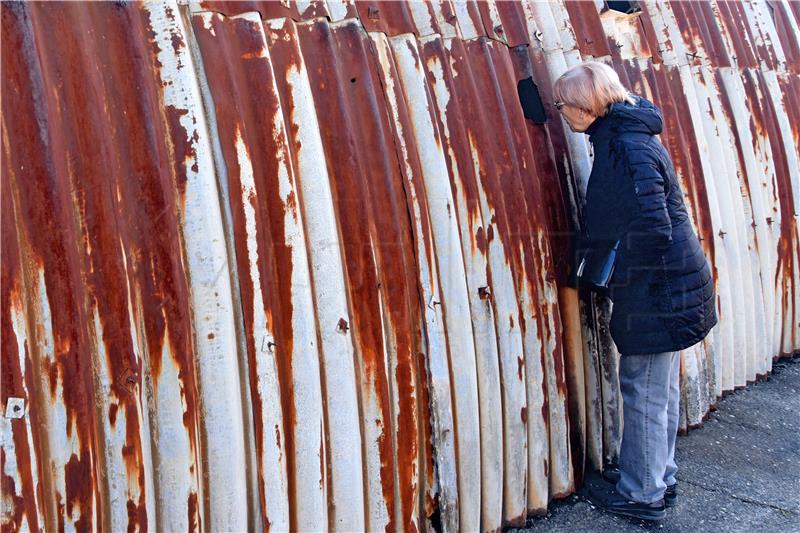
left=385, top=32, right=482, bottom=533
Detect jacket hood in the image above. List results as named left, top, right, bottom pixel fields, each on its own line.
left=585, top=94, right=663, bottom=141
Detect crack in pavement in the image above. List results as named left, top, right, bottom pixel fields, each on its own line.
left=677, top=477, right=799, bottom=516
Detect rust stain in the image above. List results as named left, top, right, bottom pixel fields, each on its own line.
left=753, top=70, right=798, bottom=353
left=289, top=18, right=425, bottom=531
left=420, top=37, right=485, bottom=233
left=311, top=21, right=423, bottom=531
left=3, top=1, right=799, bottom=528
left=475, top=225, right=487, bottom=254
left=354, top=0, right=417, bottom=37
left=512, top=47, right=576, bottom=286
left=64, top=451, right=94, bottom=532
left=319, top=430, right=325, bottom=490
left=716, top=0, right=759, bottom=69
left=563, top=1, right=612, bottom=57
left=187, top=492, right=200, bottom=533
left=192, top=12, right=300, bottom=529
left=371, top=32, right=438, bottom=529
left=1, top=449, right=27, bottom=531
left=475, top=0, right=529, bottom=47
left=198, top=1, right=295, bottom=20
left=637, top=3, right=663, bottom=64
left=416, top=350, right=436, bottom=522
left=1, top=143, right=41, bottom=531
left=669, top=1, right=731, bottom=67
left=769, top=1, right=800, bottom=74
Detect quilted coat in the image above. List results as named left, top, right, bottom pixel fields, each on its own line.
left=582, top=94, right=717, bottom=355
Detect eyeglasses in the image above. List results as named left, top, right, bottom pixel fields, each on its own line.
left=554, top=101, right=566, bottom=111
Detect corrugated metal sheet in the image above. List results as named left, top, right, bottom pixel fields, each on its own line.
left=2, top=1, right=798, bottom=531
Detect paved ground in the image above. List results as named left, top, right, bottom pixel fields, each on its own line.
left=513, top=355, right=800, bottom=533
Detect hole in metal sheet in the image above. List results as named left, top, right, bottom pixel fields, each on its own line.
left=605, top=1, right=641, bottom=14
left=517, top=77, right=547, bottom=124
left=350, top=77, right=357, bottom=83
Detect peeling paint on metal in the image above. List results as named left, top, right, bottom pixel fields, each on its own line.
left=3, top=1, right=798, bottom=531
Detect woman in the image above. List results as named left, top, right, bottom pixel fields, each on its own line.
left=553, top=62, right=717, bottom=521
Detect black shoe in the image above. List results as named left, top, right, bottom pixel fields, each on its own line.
left=665, top=483, right=678, bottom=507
left=602, top=464, right=620, bottom=484
left=602, top=465, right=677, bottom=508
left=588, top=482, right=667, bottom=521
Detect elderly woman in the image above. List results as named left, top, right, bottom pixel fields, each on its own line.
left=553, top=62, right=717, bottom=521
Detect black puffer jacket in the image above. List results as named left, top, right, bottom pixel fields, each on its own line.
left=583, top=95, right=717, bottom=355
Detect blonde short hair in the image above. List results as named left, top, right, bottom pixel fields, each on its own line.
left=553, top=61, right=634, bottom=117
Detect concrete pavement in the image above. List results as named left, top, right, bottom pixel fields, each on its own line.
left=513, top=355, right=800, bottom=532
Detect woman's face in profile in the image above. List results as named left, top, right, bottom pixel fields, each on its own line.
left=556, top=102, right=596, bottom=133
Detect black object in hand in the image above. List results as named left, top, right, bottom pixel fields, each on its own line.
left=576, top=240, right=620, bottom=290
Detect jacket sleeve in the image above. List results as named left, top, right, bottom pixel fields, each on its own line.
left=616, top=141, right=673, bottom=266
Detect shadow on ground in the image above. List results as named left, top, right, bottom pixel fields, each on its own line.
left=511, top=355, right=800, bottom=532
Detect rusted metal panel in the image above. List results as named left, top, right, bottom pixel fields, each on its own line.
left=414, top=34, right=515, bottom=530
left=642, top=0, right=693, bottom=67
left=406, top=0, right=448, bottom=39
left=369, top=32, right=461, bottom=532
left=768, top=0, right=800, bottom=74
left=668, top=0, right=732, bottom=67
left=3, top=3, right=218, bottom=531
left=717, top=69, right=781, bottom=374
left=355, top=0, right=417, bottom=35
left=1, top=146, right=45, bottom=533
left=196, top=0, right=357, bottom=22
left=739, top=0, right=783, bottom=71
left=377, top=32, right=483, bottom=531
left=287, top=17, right=428, bottom=532
left=146, top=5, right=253, bottom=530
left=715, top=0, right=762, bottom=69
left=474, top=0, right=529, bottom=47
left=445, top=34, right=569, bottom=516
left=600, top=8, right=654, bottom=62
left=198, top=0, right=298, bottom=19
left=736, top=70, right=787, bottom=368
left=563, top=0, right=612, bottom=58
left=509, top=43, right=595, bottom=483
left=755, top=70, right=800, bottom=358
left=696, top=65, right=763, bottom=392
left=777, top=60, right=800, bottom=355
left=519, top=42, right=608, bottom=482
left=191, top=11, right=339, bottom=531
left=473, top=37, right=574, bottom=500
left=712, top=68, right=770, bottom=386
left=525, top=1, right=571, bottom=54
left=690, top=65, right=753, bottom=389
left=449, top=0, right=487, bottom=41
left=3, top=1, right=799, bottom=531
left=635, top=2, right=664, bottom=63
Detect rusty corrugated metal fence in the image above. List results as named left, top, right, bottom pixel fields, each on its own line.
left=2, top=1, right=798, bottom=531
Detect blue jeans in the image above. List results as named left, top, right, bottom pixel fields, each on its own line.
left=616, top=351, right=681, bottom=503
